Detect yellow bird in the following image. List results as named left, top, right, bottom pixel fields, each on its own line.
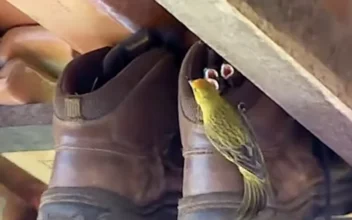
left=189, top=78, right=273, bottom=220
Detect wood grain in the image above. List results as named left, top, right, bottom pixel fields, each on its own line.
left=156, top=0, right=352, bottom=165
left=227, top=0, right=352, bottom=109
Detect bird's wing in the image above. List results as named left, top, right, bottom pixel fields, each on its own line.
left=205, top=131, right=240, bottom=163
left=204, top=102, right=267, bottom=180
left=237, top=142, right=266, bottom=180
left=236, top=103, right=267, bottom=180
left=236, top=102, right=259, bottom=146
left=207, top=129, right=266, bottom=180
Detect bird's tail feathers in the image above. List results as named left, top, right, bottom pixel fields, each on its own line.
left=237, top=170, right=268, bottom=220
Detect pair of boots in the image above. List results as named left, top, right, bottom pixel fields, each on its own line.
left=38, top=31, right=352, bottom=220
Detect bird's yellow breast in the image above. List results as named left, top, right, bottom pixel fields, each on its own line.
left=203, top=102, right=248, bottom=148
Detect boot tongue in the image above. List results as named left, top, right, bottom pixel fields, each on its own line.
left=62, top=47, right=111, bottom=95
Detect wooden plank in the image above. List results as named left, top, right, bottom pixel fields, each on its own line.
left=6, top=0, right=184, bottom=53
left=0, top=0, right=35, bottom=33
left=0, top=125, right=52, bottom=153
left=0, top=104, right=54, bottom=186
left=0, top=104, right=53, bottom=153
left=0, top=103, right=52, bottom=128
left=2, top=150, right=55, bottom=184
left=0, top=183, right=37, bottom=219
left=6, top=0, right=131, bottom=53
left=156, top=0, right=352, bottom=165
left=88, top=0, right=183, bottom=32
left=0, top=156, right=47, bottom=208
left=225, top=0, right=352, bottom=108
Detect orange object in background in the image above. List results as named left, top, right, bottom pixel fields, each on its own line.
left=0, top=0, right=36, bottom=33
left=89, top=0, right=183, bottom=31
left=0, top=26, right=73, bottom=78
left=6, top=0, right=190, bottom=53
left=90, top=0, right=198, bottom=47
left=0, top=59, right=56, bottom=105
left=0, top=184, right=37, bottom=220
left=7, top=0, right=132, bottom=53
left=0, top=25, right=74, bottom=105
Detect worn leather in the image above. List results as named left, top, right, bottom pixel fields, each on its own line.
left=48, top=33, right=183, bottom=213
left=39, top=187, right=179, bottom=220
left=178, top=42, right=352, bottom=219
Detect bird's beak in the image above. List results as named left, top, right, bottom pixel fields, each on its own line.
left=188, top=80, right=194, bottom=88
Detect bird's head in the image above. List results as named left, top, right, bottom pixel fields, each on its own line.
left=189, top=78, right=220, bottom=107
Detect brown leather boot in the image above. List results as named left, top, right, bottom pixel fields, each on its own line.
left=38, top=32, right=182, bottom=220
left=178, top=42, right=352, bottom=220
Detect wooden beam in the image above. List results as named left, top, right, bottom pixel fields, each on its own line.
left=0, top=0, right=35, bottom=33
left=0, top=104, right=54, bottom=184
left=0, top=125, right=52, bottom=153
left=0, top=156, right=47, bottom=207
left=0, top=104, right=53, bottom=152
left=156, top=0, right=352, bottom=165
left=88, top=0, right=183, bottom=32
left=6, top=0, right=184, bottom=53
left=0, top=103, right=52, bottom=128
left=6, top=0, right=131, bottom=53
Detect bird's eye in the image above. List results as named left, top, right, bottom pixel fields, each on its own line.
left=220, top=63, right=235, bottom=79
left=206, top=78, right=220, bottom=90
left=204, top=68, right=219, bottom=80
